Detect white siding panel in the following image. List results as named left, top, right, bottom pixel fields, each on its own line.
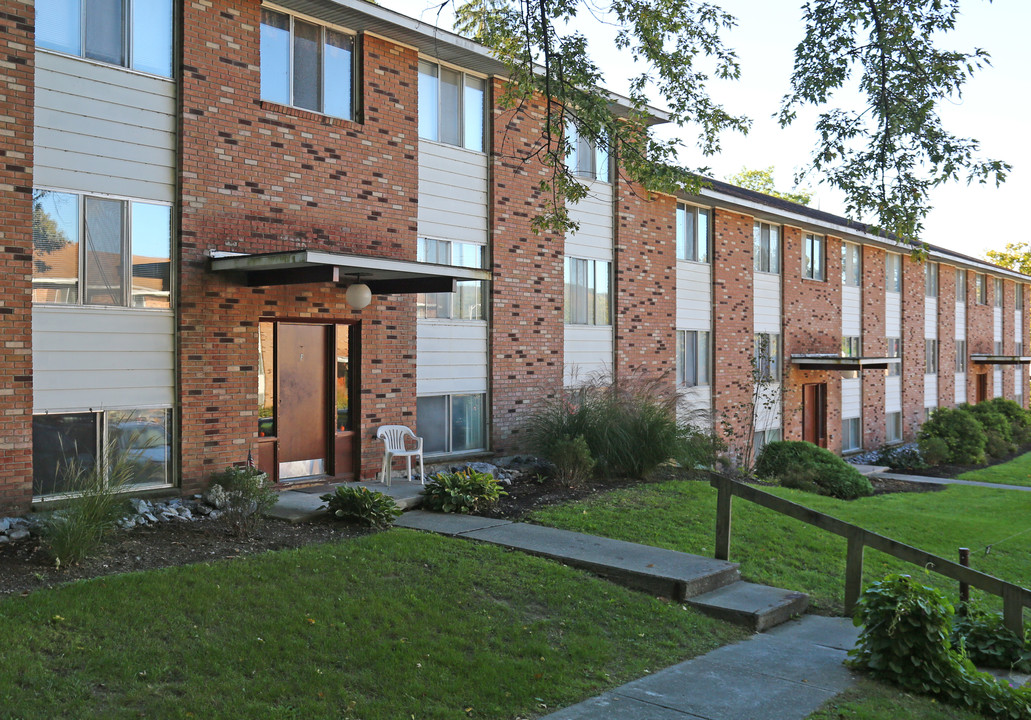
left=33, top=306, right=174, bottom=412
left=842, top=286, right=861, bottom=337
left=418, top=140, right=488, bottom=244
left=676, top=263, right=711, bottom=329
left=885, top=376, right=902, bottom=413
left=564, top=325, right=612, bottom=387
left=416, top=321, right=488, bottom=396
left=994, top=369, right=1003, bottom=397
left=956, top=302, right=966, bottom=341
left=955, top=373, right=967, bottom=404
left=753, top=273, right=781, bottom=332
left=753, top=384, right=782, bottom=431
left=924, top=374, right=938, bottom=407
left=994, top=308, right=1003, bottom=342
left=841, top=377, right=861, bottom=418
left=885, top=293, right=901, bottom=336
left=34, top=52, right=176, bottom=202
left=565, top=180, right=613, bottom=261
left=678, top=386, right=712, bottom=427
left=924, top=297, right=937, bottom=339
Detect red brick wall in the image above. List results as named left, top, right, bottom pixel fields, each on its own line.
left=711, top=210, right=755, bottom=461
left=0, top=0, right=34, bottom=512
left=862, top=246, right=886, bottom=449
left=614, top=186, right=675, bottom=379
left=966, top=272, right=993, bottom=401
left=900, top=255, right=925, bottom=439
left=937, top=265, right=956, bottom=408
left=489, top=85, right=564, bottom=453
left=178, top=3, right=419, bottom=490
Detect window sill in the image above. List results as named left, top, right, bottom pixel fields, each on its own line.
left=676, top=258, right=711, bottom=266
left=37, top=48, right=175, bottom=82
left=418, top=137, right=487, bottom=157
left=417, top=317, right=488, bottom=325
left=753, top=269, right=781, bottom=276
left=259, top=100, right=359, bottom=128
left=32, top=303, right=174, bottom=314
left=801, top=275, right=826, bottom=283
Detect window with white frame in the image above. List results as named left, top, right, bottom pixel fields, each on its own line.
left=886, top=411, right=902, bottom=443
left=955, top=339, right=966, bottom=373
left=842, top=417, right=862, bottom=452
left=416, top=394, right=486, bottom=455
left=564, top=257, right=611, bottom=325
left=925, top=339, right=938, bottom=374
left=885, top=252, right=902, bottom=292
left=416, top=239, right=486, bottom=320
left=955, top=268, right=967, bottom=303
left=36, top=0, right=174, bottom=77
left=754, top=333, right=780, bottom=382
left=261, top=9, right=355, bottom=120
left=1017, top=341, right=1024, bottom=359
left=565, top=121, right=610, bottom=182
left=841, top=336, right=861, bottom=357
left=753, top=222, right=780, bottom=273
left=886, top=337, right=901, bottom=376
left=753, top=427, right=781, bottom=459
left=676, top=330, right=710, bottom=387
left=975, top=273, right=986, bottom=304
left=418, top=60, right=485, bottom=152
left=803, top=233, right=825, bottom=281
left=994, top=277, right=1004, bottom=307
left=676, top=204, right=710, bottom=262
left=925, top=262, right=938, bottom=298
left=842, top=242, right=861, bottom=287
left=32, top=189, right=172, bottom=309
left=925, top=406, right=936, bottom=422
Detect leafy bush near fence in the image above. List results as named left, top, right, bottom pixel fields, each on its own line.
left=754, top=440, right=872, bottom=499
left=918, top=406, right=987, bottom=466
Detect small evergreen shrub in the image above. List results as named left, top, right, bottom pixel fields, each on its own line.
left=549, top=435, right=595, bottom=486
left=874, top=444, right=927, bottom=472
left=918, top=406, right=986, bottom=465
left=320, top=486, right=401, bottom=528
left=918, top=436, right=950, bottom=466
left=967, top=404, right=1017, bottom=459
left=208, top=466, right=278, bottom=536
left=754, top=441, right=873, bottom=499
left=422, top=468, right=506, bottom=514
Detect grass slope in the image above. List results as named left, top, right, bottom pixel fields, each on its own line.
left=530, top=479, right=1031, bottom=616
left=0, top=529, right=744, bottom=720
left=960, top=450, right=1031, bottom=487
left=808, top=679, right=989, bottom=720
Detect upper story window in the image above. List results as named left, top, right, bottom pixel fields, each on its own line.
left=955, top=268, right=967, bottom=303
left=565, top=121, right=610, bottom=183
left=842, top=242, right=861, bottom=287
left=261, top=9, right=355, bottom=120
left=885, top=252, right=901, bottom=293
left=975, top=273, right=987, bottom=304
left=924, top=262, right=938, bottom=298
left=841, top=336, right=861, bottom=357
left=753, top=222, right=779, bottom=274
left=993, top=277, right=1004, bottom=307
left=803, top=233, right=825, bottom=281
left=37, top=0, right=174, bottom=78
left=886, top=337, right=901, bottom=377
left=955, top=339, right=967, bottom=373
left=1017, top=284, right=1025, bottom=310
left=419, top=60, right=485, bottom=152
left=416, top=238, right=485, bottom=320
left=32, top=189, right=171, bottom=309
left=676, top=205, right=710, bottom=263
left=754, top=333, right=780, bottom=382
left=564, top=257, right=611, bottom=325
left=676, top=330, right=710, bottom=387
left=925, top=338, right=938, bottom=375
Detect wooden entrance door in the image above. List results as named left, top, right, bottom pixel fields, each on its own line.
left=802, top=383, right=828, bottom=447
left=976, top=373, right=988, bottom=403
left=277, top=323, right=329, bottom=479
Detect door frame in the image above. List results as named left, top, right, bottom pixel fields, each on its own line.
left=802, top=382, right=828, bottom=448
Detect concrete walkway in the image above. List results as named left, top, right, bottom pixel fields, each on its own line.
left=541, top=615, right=859, bottom=720
left=267, top=478, right=425, bottom=522
left=876, top=471, right=1031, bottom=492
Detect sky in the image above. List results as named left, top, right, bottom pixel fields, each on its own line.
left=382, top=0, right=1030, bottom=258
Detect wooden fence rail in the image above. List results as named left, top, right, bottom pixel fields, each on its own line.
left=709, top=473, right=1031, bottom=633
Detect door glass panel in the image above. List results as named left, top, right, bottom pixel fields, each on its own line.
left=108, top=408, right=171, bottom=486
left=452, top=394, right=485, bottom=452
left=32, top=413, right=98, bottom=496
left=85, top=0, right=125, bottom=66
left=258, top=322, right=275, bottom=437
left=84, top=196, right=125, bottom=305
left=33, top=190, right=80, bottom=304
left=417, top=396, right=448, bottom=454
left=336, top=326, right=351, bottom=431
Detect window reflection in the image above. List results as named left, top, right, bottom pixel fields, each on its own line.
left=32, top=190, right=80, bottom=304
left=130, top=202, right=171, bottom=308
left=258, top=322, right=276, bottom=437
left=336, top=326, right=351, bottom=431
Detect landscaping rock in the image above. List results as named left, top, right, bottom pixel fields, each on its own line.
left=0, top=517, right=10, bottom=533
left=8, top=529, right=30, bottom=542
left=205, top=484, right=229, bottom=510
left=129, top=498, right=150, bottom=514
left=143, top=512, right=158, bottom=524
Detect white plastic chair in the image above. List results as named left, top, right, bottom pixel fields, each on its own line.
left=376, top=425, right=424, bottom=486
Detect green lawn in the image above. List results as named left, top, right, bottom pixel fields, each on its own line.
left=960, top=450, right=1031, bottom=486
left=0, top=528, right=745, bottom=720
left=807, top=679, right=989, bottom=720
left=529, top=479, right=1031, bottom=616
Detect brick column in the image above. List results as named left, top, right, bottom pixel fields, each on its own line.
left=937, top=265, right=956, bottom=408
left=901, top=255, right=925, bottom=439
left=862, top=246, right=886, bottom=448
left=967, top=273, right=993, bottom=402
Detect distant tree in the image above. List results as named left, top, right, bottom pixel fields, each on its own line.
left=725, top=166, right=811, bottom=206
left=986, top=243, right=1031, bottom=277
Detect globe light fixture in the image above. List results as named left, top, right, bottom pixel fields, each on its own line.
left=345, top=278, right=372, bottom=310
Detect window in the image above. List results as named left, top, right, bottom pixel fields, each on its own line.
left=417, top=394, right=486, bottom=455
left=32, top=408, right=172, bottom=496
left=419, top=60, right=485, bottom=151
left=676, top=205, right=710, bottom=262
left=925, top=262, right=938, bottom=297
left=753, top=222, right=780, bottom=273
left=261, top=9, right=355, bottom=120
left=886, top=337, right=901, bottom=377
left=925, top=339, right=938, bottom=375
left=955, top=268, right=967, bottom=303
left=925, top=406, right=936, bottom=422
left=753, top=427, right=781, bottom=459
left=565, top=121, right=610, bottom=182
left=1017, top=341, right=1025, bottom=359
left=36, top=0, right=173, bottom=77
left=32, top=189, right=172, bottom=308
left=1017, top=284, right=1025, bottom=309
left=841, top=242, right=861, bottom=287
left=676, top=330, right=710, bottom=387
left=803, top=233, right=825, bottom=280
left=564, top=257, right=611, bottom=325
left=416, top=239, right=486, bottom=320
left=842, top=417, right=862, bottom=452
left=754, top=333, right=780, bottom=382
left=975, top=273, right=986, bottom=304
left=955, top=339, right=966, bottom=373
left=994, top=277, right=1004, bottom=307
left=841, top=336, right=861, bottom=357
left=886, top=411, right=902, bottom=443
left=885, top=252, right=901, bottom=292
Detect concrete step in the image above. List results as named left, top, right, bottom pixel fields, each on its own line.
left=686, top=580, right=810, bottom=632
left=268, top=480, right=424, bottom=523
left=853, top=464, right=890, bottom=477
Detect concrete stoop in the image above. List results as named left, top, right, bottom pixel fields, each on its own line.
left=686, top=581, right=810, bottom=632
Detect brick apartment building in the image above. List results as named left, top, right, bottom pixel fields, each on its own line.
left=1, top=0, right=1027, bottom=512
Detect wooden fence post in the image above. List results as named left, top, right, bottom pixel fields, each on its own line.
left=715, top=479, right=732, bottom=561
left=844, top=531, right=865, bottom=616
left=1003, top=585, right=1023, bottom=635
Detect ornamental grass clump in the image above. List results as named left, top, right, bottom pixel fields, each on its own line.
left=320, top=486, right=402, bottom=528
left=754, top=440, right=872, bottom=499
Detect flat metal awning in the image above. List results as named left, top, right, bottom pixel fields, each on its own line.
left=208, top=250, right=490, bottom=293
left=970, top=355, right=1031, bottom=365
left=791, top=354, right=900, bottom=371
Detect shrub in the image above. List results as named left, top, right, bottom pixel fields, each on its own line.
left=754, top=441, right=873, bottom=499
left=918, top=436, right=950, bottom=466
left=918, top=406, right=986, bottom=465
left=422, top=468, right=506, bottom=514
left=320, top=486, right=401, bottom=528
left=983, top=398, right=1031, bottom=446
left=208, top=466, right=278, bottom=536
left=967, top=404, right=1017, bottom=459
left=851, top=574, right=1031, bottom=719
left=953, top=605, right=1030, bottom=672
left=874, top=444, right=927, bottom=472
left=549, top=435, right=595, bottom=486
